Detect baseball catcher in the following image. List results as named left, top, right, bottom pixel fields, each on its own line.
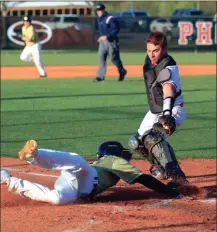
left=128, top=31, right=188, bottom=188
left=1, top=140, right=183, bottom=205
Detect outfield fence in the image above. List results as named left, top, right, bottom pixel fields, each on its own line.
left=1, top=15, right=216, bottom=51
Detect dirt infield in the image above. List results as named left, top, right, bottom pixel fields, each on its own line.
left=1, top=64, right=216, bottom=80
left=1, top=157, right=216, bottom=232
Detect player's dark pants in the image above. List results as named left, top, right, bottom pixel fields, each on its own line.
left=97, top=40, right=125, bottom=79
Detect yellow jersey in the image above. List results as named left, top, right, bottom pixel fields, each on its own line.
left=22, top=25, right=39, bottom=47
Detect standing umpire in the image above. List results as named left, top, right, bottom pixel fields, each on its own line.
left=94, top=4, right=127, bottom=82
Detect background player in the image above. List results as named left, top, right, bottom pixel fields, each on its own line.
left=1, top=140, right=183, bottom=205
left=128, top=31, right=188, bottom=188
left=20, top=16, right=47, bottom=78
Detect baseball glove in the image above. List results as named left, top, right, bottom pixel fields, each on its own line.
left=158, top=115, right=176, bottom=136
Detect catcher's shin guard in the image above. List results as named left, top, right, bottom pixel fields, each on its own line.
left=165, top=144, right=189, bottom=186
left=128, top=132, right=143, bottom=151
left=128, top=132, right=166, bottom=180
left=128, top=132, right=154, bottom=163
left=143, top=130, right=187, bottom=183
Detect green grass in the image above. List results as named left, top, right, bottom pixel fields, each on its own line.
left=1, top=50, right=216, bottom=66
left=1, top=75, right=216, bottom=160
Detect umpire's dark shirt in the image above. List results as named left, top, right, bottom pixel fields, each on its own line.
left=97, top=12, right=120, bottom=42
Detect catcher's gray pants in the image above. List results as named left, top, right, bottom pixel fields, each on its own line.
left=96, top=40, right=124, bottom=79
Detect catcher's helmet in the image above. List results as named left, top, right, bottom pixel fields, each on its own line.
left=97, top=141, right=132, bottom=161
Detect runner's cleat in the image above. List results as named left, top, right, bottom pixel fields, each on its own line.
left=18, top=140, right=38, bottom=161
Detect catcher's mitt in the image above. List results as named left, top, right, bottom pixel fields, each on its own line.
left=157, top=115, right=176, bottom=136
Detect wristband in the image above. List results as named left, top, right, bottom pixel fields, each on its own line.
left=163, top=97, right=174, bottom=116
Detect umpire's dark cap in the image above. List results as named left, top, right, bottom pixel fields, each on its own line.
left=95, top=3, right=106, bottom=11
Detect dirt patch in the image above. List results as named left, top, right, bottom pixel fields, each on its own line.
left=1, top=64, right=216, bottom=80
left=1, top=157, right=216, bottom=232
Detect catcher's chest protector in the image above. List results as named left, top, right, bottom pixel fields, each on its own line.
left=143, top=55, right=176, bottom=114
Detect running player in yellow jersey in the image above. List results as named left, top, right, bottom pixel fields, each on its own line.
left=20, top=16, right=47, bottom=78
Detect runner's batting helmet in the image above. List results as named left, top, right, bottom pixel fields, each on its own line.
left=97, top=141, right=132, bottom=161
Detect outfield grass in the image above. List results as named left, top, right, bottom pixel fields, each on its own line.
left=1, top=50, right=216, bottom=66
left=1, top=75, right=216, bottom=160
